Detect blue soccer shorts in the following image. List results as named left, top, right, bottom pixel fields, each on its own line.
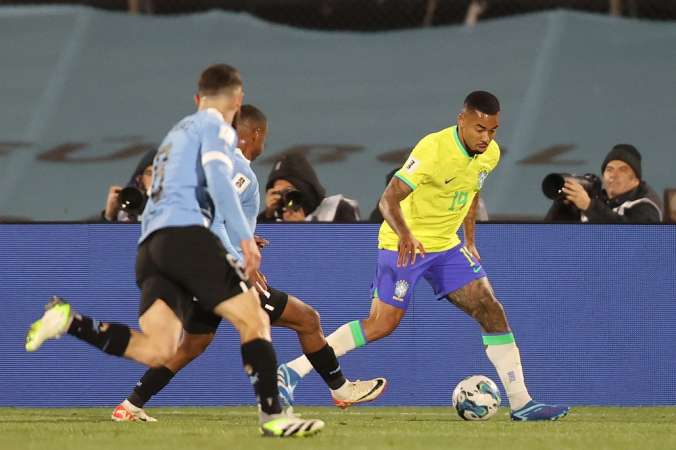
left=370, top=243, right=486, bottom=310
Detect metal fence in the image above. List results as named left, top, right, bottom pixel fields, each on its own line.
left=4, top=1, right=676, bottom=29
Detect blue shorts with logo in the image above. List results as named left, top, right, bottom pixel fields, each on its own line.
left=370, top=243, right=486, bottom=310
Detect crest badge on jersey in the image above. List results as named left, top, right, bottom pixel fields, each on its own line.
left=477, top=170, right=488, bottom=188
left=233, top=173, right=251, bottom=194
left=402, top=156, right=421, bottom=175
left=393, top=280, right=410, bottom=301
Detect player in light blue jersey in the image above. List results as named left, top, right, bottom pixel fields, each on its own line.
left=25, top=65, right=323, bottom=437
left=112, top=105, right=385, bottom=422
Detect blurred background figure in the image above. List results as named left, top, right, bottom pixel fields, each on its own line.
left=101, top=149, right=156, bottom=222
left=544, top=144, right=661, bottom=223
left=258, top=152, right=360, bottom=223
left=128, top=0, right=153, bottom=15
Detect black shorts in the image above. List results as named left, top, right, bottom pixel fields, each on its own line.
left=182, top=285, right=289, bottom=335
left=135, top=226, right=251, bottom=319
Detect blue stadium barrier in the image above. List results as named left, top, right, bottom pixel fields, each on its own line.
left=1, top=223, right=674, bottom=407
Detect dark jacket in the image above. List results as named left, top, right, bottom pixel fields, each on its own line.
left=257, top=152, right=359, bottom=223
left=545, top=182, right=662, bottom=223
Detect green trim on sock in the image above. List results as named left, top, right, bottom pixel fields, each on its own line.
left=348, top=320, right=367, bottom=348
left=482, top=332, right=515, bottom=346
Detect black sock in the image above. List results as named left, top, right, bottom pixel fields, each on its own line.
left=305, top=343, right=346, bottom=390
left=67, top=316, right=131, bottom=357
left=127, top=366, right=175, bottom=408
left=241, top=339, right=282, bottom=415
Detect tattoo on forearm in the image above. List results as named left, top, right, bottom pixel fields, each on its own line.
left=463, top=195, right=479, bottom=242
left=381, top=180, right=412, bottom=235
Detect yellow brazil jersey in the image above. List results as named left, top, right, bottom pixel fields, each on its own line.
left=378, top=125, right=500, bottom=252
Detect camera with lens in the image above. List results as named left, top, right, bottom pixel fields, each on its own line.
left=273, top=186, right=304, bottom=214
left=117, top=186, right=148, bottom=216
left=542, top=173, right=602, bottom=200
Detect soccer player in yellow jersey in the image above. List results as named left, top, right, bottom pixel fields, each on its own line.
left=278, top=91, right=570, bottom=421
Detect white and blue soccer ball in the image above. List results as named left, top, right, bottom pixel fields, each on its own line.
left=452, top=375, right=501, bottom=421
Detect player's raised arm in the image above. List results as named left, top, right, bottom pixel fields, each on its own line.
left=379, top=176, right=425, bottom=267
left=463, top=192, right=481, bottom=262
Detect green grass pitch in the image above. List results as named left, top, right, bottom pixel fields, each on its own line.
left=1, top=407, right=675, bottom=450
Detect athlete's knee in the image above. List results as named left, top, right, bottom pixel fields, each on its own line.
left=297, top=304, right=321, bottom=334
left=146, top=339, right=179, bottom=367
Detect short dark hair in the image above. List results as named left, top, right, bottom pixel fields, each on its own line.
left=198, top=64, right=242, bottom=96
left=464, top=91, right=500, bottom=115
left=239, top=104, right=267, bottom=128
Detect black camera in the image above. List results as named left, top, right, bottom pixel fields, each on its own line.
left=117, top=186, right=148, bottom=215
left=542, top=173, right=602, bottom=200
left=273, top=187, right=304, bottom=213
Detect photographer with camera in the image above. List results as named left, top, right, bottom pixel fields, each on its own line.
left=101, top=148, right=156, bottom=222
left=544, top=144, right=661, bottom=223
left=258, top=152, right=360, bottom=223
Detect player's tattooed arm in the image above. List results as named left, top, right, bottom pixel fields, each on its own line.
left=380, top=177, right=426, bottom=267
left=379, top=176, right=413, bottom=237
left=463, top=193, right=480, bottom=261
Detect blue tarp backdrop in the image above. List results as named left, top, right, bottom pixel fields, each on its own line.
left=1, top=223, right=674, bottom=407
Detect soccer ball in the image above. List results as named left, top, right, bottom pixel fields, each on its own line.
left=452, top=375, right=501, bottom=421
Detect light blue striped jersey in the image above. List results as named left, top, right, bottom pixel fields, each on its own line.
left=140, top=108, right=252, bottom=245
left=211, top=148, right=260, bottom=262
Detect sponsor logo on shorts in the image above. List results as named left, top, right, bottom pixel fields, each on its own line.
left=393, top=280, right=410, bottom=301
left=473, top=266, right=482, bottom=273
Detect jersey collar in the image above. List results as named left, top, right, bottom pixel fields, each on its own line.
left=453, top=126, right=472, bottom=158
left=205, top=107, right=225, bottom=122
left=235, top=148, right=251, bottom=165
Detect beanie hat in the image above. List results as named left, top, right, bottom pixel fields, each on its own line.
left=601, top=144, right=642, bottom=180
left=129, top=148, right=157, bottom=186
left=265, top=153, right=326, bottom=196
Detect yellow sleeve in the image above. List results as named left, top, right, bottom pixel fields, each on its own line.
left=394, top=134, right=438, bottom=190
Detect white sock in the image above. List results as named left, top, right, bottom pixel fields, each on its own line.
left=122, top=399, right=141, bottom=411
left=287, top=321, right=366, bottom=378
left=330, top=381, right=351, bottom=399
left=485, top=338, right=532, bottom=410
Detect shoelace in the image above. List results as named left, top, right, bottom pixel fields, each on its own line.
left=349, top=379, right=376, bottom=397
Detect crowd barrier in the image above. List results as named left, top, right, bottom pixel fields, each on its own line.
left=1, top=223, right=674, bottom=407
